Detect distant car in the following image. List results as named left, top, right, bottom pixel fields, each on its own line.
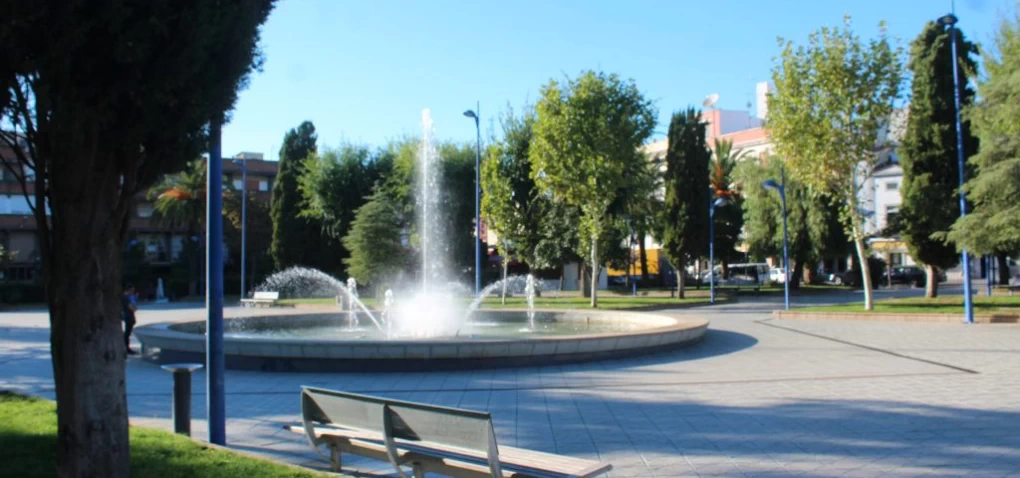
left=769, top=268, right=786, bottom=284
left=889, top=266, right=946, bottom=286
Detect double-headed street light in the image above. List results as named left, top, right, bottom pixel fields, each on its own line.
left=937, top=11, right=975, bottom=324
left=463, top=103, right=482, bottom=296
left=709, top=196, right=726, bottom=305
left=763, top=167, right=790, bottom=311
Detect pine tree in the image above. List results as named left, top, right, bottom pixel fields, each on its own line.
left=658, top=108, right=711, bottom=298
left=947, top=10, right=1020, bottom=273
left=899, top=21, right=978, bottom=298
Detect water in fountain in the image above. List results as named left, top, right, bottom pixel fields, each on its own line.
left=256, top=267, right=385, bottom=332
left=525, top=274, right=537, bottom=331
left=345, top=277, right=359, bottom=330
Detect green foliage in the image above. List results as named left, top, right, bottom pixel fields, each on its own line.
left=342, top=191, right=408, bottom=287
left=948, top=10, right=1020, bottom=254
left=296, top=143, right=391, bottom=276
left=148, top=159, right=223, bottom=234
left=658, top=108, right=711, bottom=285
left=710, top=139, right=747, bottom=266
left=270, top=121, right=339, bottom=273
left=530, top=198, right=582, bottom=271
left=899, top=21, right=977, bottom=271
left=482, top=106, right=542, bottom=264
left=735, top=156, right=842, bottom=285
left=531, top=70, right=656, bottom=305
left=768, top=15, right=904, bottom=309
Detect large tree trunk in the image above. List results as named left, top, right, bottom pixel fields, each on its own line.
left=998, top=253, right=1011, bottom=285
left=47, top=169, right=133, bottom=477
left=925, top=265, right=939, bottom=298
left=790, top=259, right=804, bottom=290
left=590, top=236, right=599, bottom=308
left=852, top=230, right=874, bottom=311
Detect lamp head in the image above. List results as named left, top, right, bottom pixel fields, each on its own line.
left=937, top=14, right=958, bottom=27
left=463, top=110, right=478, bottom=119
left=762, top=179, right=781, bottom=191
left=713, top=198, right=727, bottom=208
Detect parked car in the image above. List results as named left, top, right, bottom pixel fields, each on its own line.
left=888, top=266, right=947, bottom=286
left=769, top=268, right=786, bottom=284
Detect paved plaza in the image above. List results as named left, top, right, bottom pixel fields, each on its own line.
left=2, top=291, right=1019, bottom=477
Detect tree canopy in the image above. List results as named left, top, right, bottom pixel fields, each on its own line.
left=0, top=1, right=274, bottom=475
left=657, top=108, right=711, bottom=298
left=899, top=21, right=977, bottom=297
left=530, top=70, right=656, bottom=306
left=947, top=10, right=1020, bottom=255
left=768, top=15, right=903, bottom=309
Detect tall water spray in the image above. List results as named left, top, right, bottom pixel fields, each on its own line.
left=418, top=109, right=446, bottom=294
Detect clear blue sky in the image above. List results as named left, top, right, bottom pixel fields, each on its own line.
left=222, top=0, right=1010, bottom=158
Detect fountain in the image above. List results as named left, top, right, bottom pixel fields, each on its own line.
left=133, top=110, right=709, bottom=371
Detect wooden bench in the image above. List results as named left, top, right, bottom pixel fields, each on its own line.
left=287, top=387, right=612, bottom=478
left=240, top=291, right=279, bottom=308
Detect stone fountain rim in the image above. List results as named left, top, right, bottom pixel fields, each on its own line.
left=135, top=308, right=706, bottom=346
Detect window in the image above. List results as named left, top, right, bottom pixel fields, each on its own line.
left=232, top=175, right=243, bottom=191
left=258, top=179, right=269, bottom=192
left=885, top=181, right=899, bottom=191
left=137, top=203, right=154, bottom=218
left=885, top=206, right=899, bottom=229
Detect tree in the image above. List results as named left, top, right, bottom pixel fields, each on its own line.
left=437, top=142, right=479, bottom=282
left=736, top=156, right=834, bottom=288
left=899, top=21, right=978, bottom=298
left=271, top=121, right=337, bottom=272
left=0, top=2, right=273, bottom=475
left=657, top=108, right=711, bottom=299
left=481, top=106, right=541, bottom=302
left=531, top=70, right=656, bottom=307
left=710, top=138, right=748, bottom=277
left=768, top=16, right=903, bottom=310
left=297, top=143, right=390, bottom=276
left=947, top=10, right=1020, bottom=278
left=343, top=191, right=408, bottom=289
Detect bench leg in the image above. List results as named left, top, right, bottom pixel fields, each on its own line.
left=412, top=463, right=425, bottom=478
left=329, top=444, right=341, bottom=472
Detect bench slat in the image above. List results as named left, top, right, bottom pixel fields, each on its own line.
left=291, top=425, right=609, bottom=477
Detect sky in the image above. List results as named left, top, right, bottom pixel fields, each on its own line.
left=221, top=0, right=1011, bottom=159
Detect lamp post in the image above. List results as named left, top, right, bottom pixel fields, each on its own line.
left=938, top=11, right=974, bottom=324
left=206, top=116, right=225, bottom=446
left=709, top=196, right=726, bottom=305
left=463, top=103, right=482, bottom=296
left=231, top=157, right=247, bottom=300
left=763, top=166, right=790, bottom=311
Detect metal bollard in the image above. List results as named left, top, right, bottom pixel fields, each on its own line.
left=160, top=363, right=204, bottom=436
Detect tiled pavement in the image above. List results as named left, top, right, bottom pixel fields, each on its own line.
left=1, top=294, right=1019, bottom=477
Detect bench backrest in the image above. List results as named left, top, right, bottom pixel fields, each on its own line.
left=301, top=387, right=502, bottom=477
left=253, top=291, right=279, bottom=300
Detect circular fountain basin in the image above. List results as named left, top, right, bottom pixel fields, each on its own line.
left=134, top=309, right=708, bottom=372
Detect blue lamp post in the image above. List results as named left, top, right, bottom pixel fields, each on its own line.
left=231, top=157, right=247, bottom=300
left=763, top=166, right=790, bottom=311
left=206, top=117, right=225, bottom=445
left=709, top=196, right=726, bottom=305
left=463, top=103, right=482, bottom=296
left=938, top=11, right=974, bottom=324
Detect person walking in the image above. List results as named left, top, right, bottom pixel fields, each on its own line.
left=122, top=284, right=138, bottom=355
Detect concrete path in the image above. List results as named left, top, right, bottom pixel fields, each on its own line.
left=2, top=290, right=1018, bottom=477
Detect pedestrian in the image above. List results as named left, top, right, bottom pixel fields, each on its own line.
left=122, top=284, right=138, bottom=355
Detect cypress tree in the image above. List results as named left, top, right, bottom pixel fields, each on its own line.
left=899, top=21, right=978, bottom=298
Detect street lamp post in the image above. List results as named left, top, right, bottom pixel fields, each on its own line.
left=206, top=116, right=225, bottom=446
left=938, top=12, right=974, bottom=324
left=463, top=104, right=482, bottom=296
left=709, top=196, right=726, bottom=305
left=232, top=157, right=247, bottom=300
left=763, top=166, right=790, bottom=311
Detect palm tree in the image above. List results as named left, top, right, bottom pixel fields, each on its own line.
left=710, top=138, right=749, bottom=279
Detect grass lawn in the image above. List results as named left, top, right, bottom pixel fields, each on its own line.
left=0, top=392, right=325, bottom=478
left=278, top=294, right=717, bottom=310
left=794, top=295, right=1020, bottom=314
